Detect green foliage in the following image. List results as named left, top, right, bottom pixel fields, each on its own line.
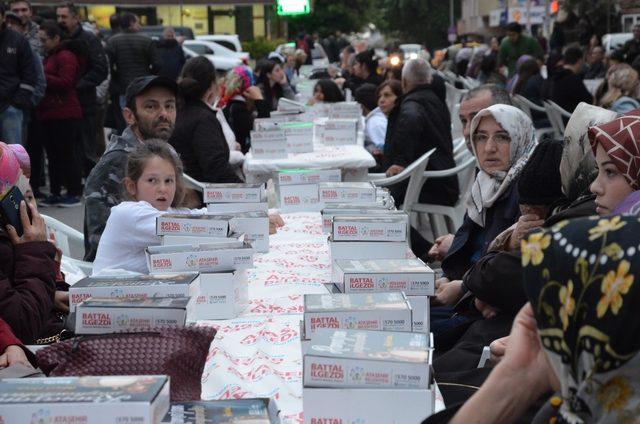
left=284, top=0, right=376, bottom=37
left=242, top=37, right=287, bottom=60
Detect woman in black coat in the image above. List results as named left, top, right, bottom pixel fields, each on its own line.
left=168, top=57, right=242, bottom=184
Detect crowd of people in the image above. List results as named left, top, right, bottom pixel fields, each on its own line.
left=3, top=4, right=640, bottom=421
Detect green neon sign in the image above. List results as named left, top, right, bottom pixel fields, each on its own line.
left=277, top=0, right=311, bottom=16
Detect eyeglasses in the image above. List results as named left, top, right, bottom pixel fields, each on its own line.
left=472, top=131, right=511, bottom=145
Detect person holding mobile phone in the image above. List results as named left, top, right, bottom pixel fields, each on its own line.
left=0, top=142, right=63, bottom=344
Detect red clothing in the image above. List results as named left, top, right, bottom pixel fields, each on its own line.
left=0, top=318, right=22, bottom=353
left=36, top=46, right=82, bottom=121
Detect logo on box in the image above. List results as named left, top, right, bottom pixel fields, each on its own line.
left=81, top=312, right=111, bottom=327
left=310, top=316, right=339, bottom=330
left=343, top=316, right=357, bottom=329
left=310, top=363, right=344, bottom=380
left=284, top=196, right=301, bottom=205
left=152, top=258, right=172, bottom=269
left=349, top=277, right=374, bottom=289
left=350, top=366, right=364, bottom=382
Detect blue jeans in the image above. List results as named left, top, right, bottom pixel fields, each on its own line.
left=0, top=106, right=24, bottom=145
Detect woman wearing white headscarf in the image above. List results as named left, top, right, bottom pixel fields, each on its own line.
left=434, top=104, right=537, bottom=311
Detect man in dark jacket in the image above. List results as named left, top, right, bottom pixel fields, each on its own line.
left=384, top=58, right=459, bottom=207
left=157, top=27, right=186, bottom=81
left=0, top=6, right=37, bottom=145
left=542, top=46, right=592, bottom=113
left=83, top=76, right=177, bottom=261
left=57, top=1, right=108, bottom=175
left=618, top=24, right=640, bottom=65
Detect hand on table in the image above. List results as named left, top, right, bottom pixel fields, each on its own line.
left=0, top=345, right=32, bottom=369
left=268, top=213, right=285, bottom=234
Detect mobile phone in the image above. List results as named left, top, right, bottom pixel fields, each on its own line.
left=0, top=186, right=30, bottom=237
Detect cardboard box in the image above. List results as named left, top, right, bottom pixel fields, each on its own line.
left=328, top=238, right=407, bottom=261
left=250, top=128, right=286, bottom=142
left=161, top=399, right=280, bottom=423
left=229, top=211, right=270, bottom=253
left=75, top=297, right=192, bottom=334
left=207, top=202, right=268, bottom=214
left=333, top=259, right=435, bottom=296
left=145, top=243, right=254, bottom=273
left=303, top=387, right=434, bottom=424
left=303, top=329, right=430, bottom=389
left=318, top=182, right=376, bottom=203
left=203, top=183, right=266, bottom=204
left=407, top=295, right=431, bottom=334
left=328, top=102, right=362, bottom=120
left=69, top=273, right=200, bottom=312
left=251, top=141, right=288, bottom=159
left=321, top=208, right=404, bottom=233
left=322, top=119, right=358, bottom=145
left=161, top=233, right=245, bottom=246
left=0, top=376, right=170, bottom=423
left=278, top=184, right=321, bottom=212
left=332, top=215, right=409, bottom=242
left=277, top=169, right=341, bottom=186
left=191, top=271, right=248, bottom=320
left=282, top=122, right=314, bottom=153
left=156, top=214, right=231, bottom=237
left=303, top=292, right=412, bottom=338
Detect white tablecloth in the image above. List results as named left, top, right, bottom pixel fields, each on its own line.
left=242, top=145, right=376, bottom=184
left=198, top=213, right=443, bottom=423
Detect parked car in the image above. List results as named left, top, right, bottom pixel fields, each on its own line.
left=182, top=45, right=242, bottom=73
left=183, top=39, right=249, bottom=64
left=196, top=34, right=244, bottom=54
left=99, top=25, right=195, bottom=41
left=275, top=42, right=329, bottom=67
left=602, top=33, right=633, bottom=55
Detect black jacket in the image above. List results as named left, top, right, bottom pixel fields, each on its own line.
left=157, top=39, right=186, bottom=81
left=385, top=84, right=459, bottom=207
left=441, top=180, right=521, bottom=281
left=344, top=72, right=384, bottom=93
left=107, top=30, right=161, bottom=94
left=223, top=98, right=270, bottom=154
left=0, top=28, right=36, bottom=112
left=69, top=26, right=108, bottom=113
left=542, top=68, right=592, bottom=113
left=169, top=100, right=242, bottom=184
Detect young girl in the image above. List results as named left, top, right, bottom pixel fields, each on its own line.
left=92, top=140, right=206, bottom=275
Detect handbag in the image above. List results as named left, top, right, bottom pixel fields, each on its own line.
left=35, top=327, right=216, bottom=401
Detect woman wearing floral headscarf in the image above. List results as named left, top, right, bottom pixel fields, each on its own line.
left=451, top=214, right=640, bottom=423
left=219, top=66, right=270, bottom=154
left=0, top=142, right=64, bottom=345
left=433, top=105, right=537, bottom=317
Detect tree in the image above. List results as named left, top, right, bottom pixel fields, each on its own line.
left=371, top=0, right=461, bottom=50
left=283, top=0, right=377, bottom=37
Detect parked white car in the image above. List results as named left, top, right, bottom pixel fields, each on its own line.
left=602, top=33, right=633, bottom=55
left=182, top=45, right=242, bottom=72
left=183, top=39, right=249, bottom=64
left=196, top=34, right=245, bottom=55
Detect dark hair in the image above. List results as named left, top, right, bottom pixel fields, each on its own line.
left=354, top=83, right=377, bottom=112
left=355, top=49, right=378, bottom=75
left=314, top=79, right=344, bottom=103
left=56, top=1, right=78, bottom=16
left=109, top=13, right=121, bottom=31
left=120, top=12, right=137, bottom=30
left=479, top=54, right=497, bottom=75
left=505, top=22, right=522, bottom=33
left=376, top=79, right=402, bottom=100
left=513, top=58, right=540, bottom=95
left=342, top=45, right=355, bottom=55
left=39, top=19, right=68, bottom=40
left=178, top=56, right=217, bottom=102
left=8, top=0, right=32, bottom=10
left=563, top=46, right=584, bottom=65
left=125, top=140, right=185, bottom=207
left=255, top=59, right=283, bottom=108
left=462, top=83, right=513, bottom=106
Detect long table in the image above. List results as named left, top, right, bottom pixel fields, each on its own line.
left=197, top=212, right=443, bottom=423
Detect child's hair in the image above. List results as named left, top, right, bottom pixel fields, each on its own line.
left=124, top=139, right=186, bottom=207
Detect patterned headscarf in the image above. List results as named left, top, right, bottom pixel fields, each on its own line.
left=0, top=142, right=30, bottom=199
left=217, top=66, right=255, bottom=109
left=588, top=109, right=640, bottom=189
left=467, top=104, right=538, bottom=226
left=560, top=103, right=617, bottom=201
left=523, top=215, right=640, bottom=423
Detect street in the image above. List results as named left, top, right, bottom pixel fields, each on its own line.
left=39, top=201, right=84, bottom=232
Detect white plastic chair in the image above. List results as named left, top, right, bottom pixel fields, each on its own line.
left=512, top=95, right=554, bottom=139
left=410, top=151, right=477, bottom=238
left=445, top=83, right=468, bottom=118
left=452, top=136, right=467, bottom=155
left=544, top=100, right=572, bottom=140
left=41, top=214, right=93, bottom=275
left=451, top=103, right=463, bottom=140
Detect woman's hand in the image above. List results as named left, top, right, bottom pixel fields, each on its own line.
left=433, top=279, right=464, bottom=306
left=509, top=214, right=545, bottom=251
left=428, top=234, right=454, bottom=262
left=268, top=213, right=285, bottom=235
left=475, top=298, right=498, bottom=319
left=54, top=291, right=70, bottom=313
left=0, top=345, right=32, bottom=368
left=489, top=336, right=510, bottom=364
left=242, top=86, right=264, bottom=101
left=6, top=200, right=47, bottom=245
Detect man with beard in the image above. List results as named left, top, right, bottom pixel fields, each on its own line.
left=83, top=76, right=177, bottom=261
